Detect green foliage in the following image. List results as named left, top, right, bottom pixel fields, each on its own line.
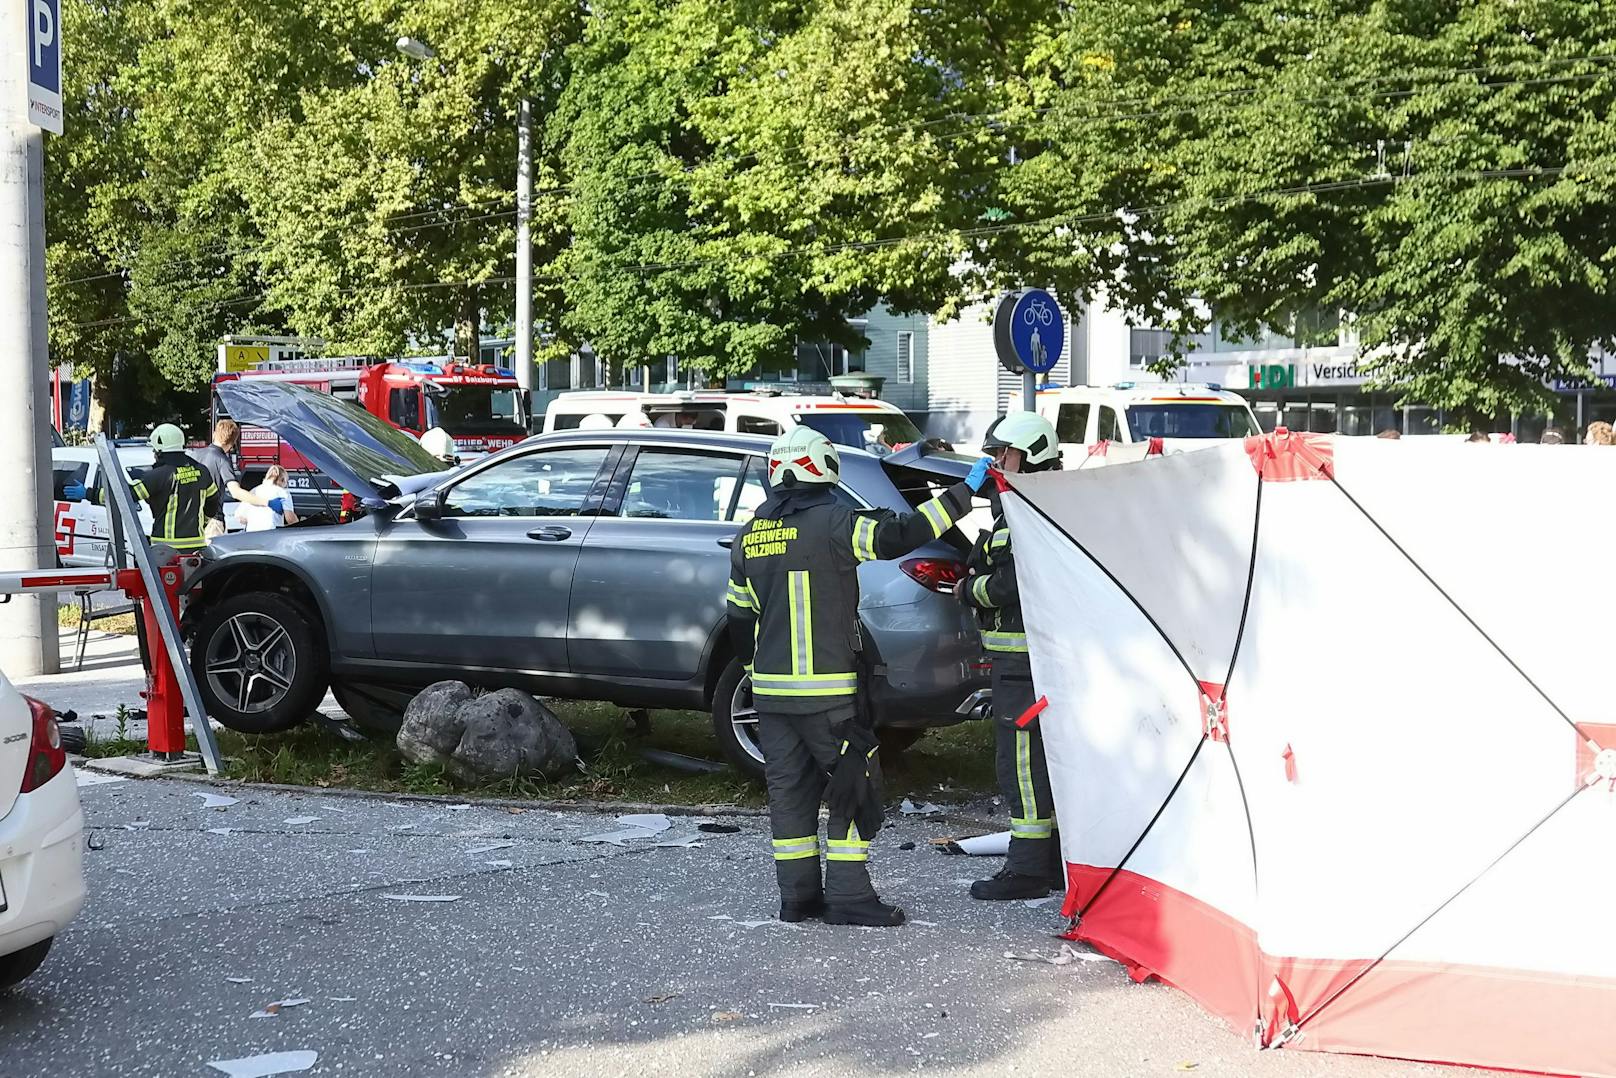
left=44, top=0, right=1616, bottom=416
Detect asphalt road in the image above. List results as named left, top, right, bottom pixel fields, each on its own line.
left=0, top=775, right=1478, bottom=1078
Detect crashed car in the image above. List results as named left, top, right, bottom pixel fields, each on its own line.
left=184, top=381, right=991, bottom=778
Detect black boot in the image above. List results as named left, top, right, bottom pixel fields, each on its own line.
left=780, top=895, right=826, bottom=923
left=823, top=897, right=906, bottom=927
left=970, top=867, right=1057, bottom=901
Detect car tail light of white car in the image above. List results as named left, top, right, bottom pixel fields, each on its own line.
left=18, top=697, right=65, bottom=795
left=900, top=558, right=965, bottom=594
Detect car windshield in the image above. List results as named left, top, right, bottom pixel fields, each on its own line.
left=795, top=411, right=923, bottom=456
left=1126, top=404, right=1258, bottom=439
left=426, top=386, right=526, bottom=435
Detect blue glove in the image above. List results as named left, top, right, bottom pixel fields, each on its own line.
left=965, top=456, right=993, bottom=493
left=268, top=497, right=290, bottom=515
left=62, top=483, right=87, bottom=501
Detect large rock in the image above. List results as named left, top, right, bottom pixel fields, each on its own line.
left=396, top=681, right=578, bottom=784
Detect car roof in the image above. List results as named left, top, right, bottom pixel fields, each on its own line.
left=1040, top=384, right=1246, bottom=404
left=522, top=427, right=779, bottom=454
left=546, top=392, right=904, bottom=413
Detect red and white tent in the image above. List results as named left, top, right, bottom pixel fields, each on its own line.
left=1003, top=431, right=1616, bottom=1077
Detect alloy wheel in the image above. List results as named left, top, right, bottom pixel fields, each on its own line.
left=730, top=674, right=764, bottom=766
left=204, top=611, right=297, bottom=715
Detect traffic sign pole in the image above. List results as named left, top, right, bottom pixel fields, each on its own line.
left=0, top=0, right=62, bottom=675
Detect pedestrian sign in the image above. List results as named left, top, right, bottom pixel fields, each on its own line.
left=27, top=0, right=63, bottom=135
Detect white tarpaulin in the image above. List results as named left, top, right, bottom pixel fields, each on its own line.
left=1003, top=431, right=1616, bottom=1077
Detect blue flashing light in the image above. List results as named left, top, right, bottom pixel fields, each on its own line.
left=1114, top=381, right=1136, bottom=390
left=493, top=367, right=516, bottom=379
left=1206, top=382, right=1222, bottom=392
left=399, top=361, right=444, bottom=375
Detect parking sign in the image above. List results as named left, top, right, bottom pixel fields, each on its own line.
left=27, top=0, right=63, bottom=134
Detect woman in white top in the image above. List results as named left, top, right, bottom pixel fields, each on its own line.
left=235, top=465, right=299, bottom=532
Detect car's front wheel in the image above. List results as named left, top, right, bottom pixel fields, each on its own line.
left=0, top=938, right=52, bottom=990
left=710, top=659, right=765, bottom=783
left=191, top=591, right=327, bottom=734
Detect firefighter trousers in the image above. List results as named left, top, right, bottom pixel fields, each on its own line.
left=993, top=666, right=1059, bottom=879
left=757, top=702, right=881, bottom=906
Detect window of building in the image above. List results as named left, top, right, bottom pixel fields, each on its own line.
left=441, top=447, right=610, bottom=517
left=896, top=332, right=915, bottom=384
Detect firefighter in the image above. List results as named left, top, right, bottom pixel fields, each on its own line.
left=726, top=426, right=990, bottom=926
left=960, top=411, right=1063, bottom=900
left=101, top=423, right=221, bottom=559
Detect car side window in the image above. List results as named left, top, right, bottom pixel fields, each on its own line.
left=52, top=463, right=88, bottom=501
left=736, top=416, right=782, bottom=436
left=1056, top=403, right=1090, bottom=443
left=1098, top=406, right=1124, bottom=442
left=620, top=449, right=746, bottom=522
left=390, top=389, right=421, bottom=431
left=732, top=456, right=769, bottom=524
left=441, top=448, right=610, bottom=518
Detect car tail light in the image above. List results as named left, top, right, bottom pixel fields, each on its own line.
left=900, top=558, right=964, bottom=594
left=19, top=696, right=65, bottom=794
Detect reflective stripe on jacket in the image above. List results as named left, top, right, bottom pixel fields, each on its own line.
left=103, top=451, right=220, bottom=551
left=963, top=509, right=1027, bottom=654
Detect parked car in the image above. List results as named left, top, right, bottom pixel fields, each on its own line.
left=0, top=671, right=85, bottom=988
left=184, top=381, right=991, bottom=778
left=1035, top=382, right=1260, bottom=465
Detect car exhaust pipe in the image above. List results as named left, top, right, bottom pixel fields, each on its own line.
left=955, top=688, right=992, bottom=718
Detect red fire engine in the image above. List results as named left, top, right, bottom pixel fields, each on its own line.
left=211, top=355, right=528, bottom=504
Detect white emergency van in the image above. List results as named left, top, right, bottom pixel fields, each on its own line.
left=544, top=390, right=927, bottom=456
left=1032, top=382, right=1260, bottom=464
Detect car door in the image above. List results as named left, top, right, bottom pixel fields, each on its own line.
left=567, top=445, right=764, bottom=679
left=369, top=443, right=619, bottom=673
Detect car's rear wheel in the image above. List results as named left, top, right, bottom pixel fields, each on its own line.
left=191, top=591, right=327, bottom=734
left=330, top=680, right=413, bottom=737
left=0, top=938, right=52, bottom=990
left=710, top=659, right=765, bottom=783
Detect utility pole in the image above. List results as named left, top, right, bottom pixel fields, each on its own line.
left=515, top=97, right=535, bottom=411
left=0, top=0, right=62, bottom=674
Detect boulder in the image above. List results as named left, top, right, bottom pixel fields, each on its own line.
left=396, top=681, right=578, bottom=784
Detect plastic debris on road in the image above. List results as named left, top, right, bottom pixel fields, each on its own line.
left=282, top=817, right=320, bottom=826
left=207, top=1051, right=318, bottom=1077
left=653, top=835, right=703, bottom=848
left=382, top=894, right=461, bottom=903
left=1004, top=943, right=1116, bottom=967
left=249, top=998, right=311, bottom=1019
left=206, top=827, right=238, bottom=836
left=899, top=799, right=946, bottom=816
left=932, top=831, right=1012, bottom=856
left=73, top=768, right=125, bottom=787
left=225, top=977, right=253, bottom=984
left=1023, top=896, right=1056, bottom=908
left=193, top=792, right=239, bottom=809
left=578, top=813, right=673, bottom=845
left=484, top=859, right=513, bottom=868
left=768, top=1002, right=818, bottom=1010
left=464, top=841, right=515, bottom=854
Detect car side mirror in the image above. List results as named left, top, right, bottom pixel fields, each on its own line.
left=414, top=489, right=447, bottom=521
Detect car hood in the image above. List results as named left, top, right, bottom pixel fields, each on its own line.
left=880, top=440, right=976, bottom=480
left=215, top=380, right=443, bottom=505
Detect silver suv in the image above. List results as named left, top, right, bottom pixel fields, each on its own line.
left=185, top=381, right=990, bottom=777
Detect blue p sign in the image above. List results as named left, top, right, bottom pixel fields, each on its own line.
left=27, top=0, right=64, bottom=134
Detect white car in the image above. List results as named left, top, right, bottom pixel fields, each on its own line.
left=1033, top=382, right=1261, bottom=465
left=544, top=390, right=927, bottom=455
left=51, top=445, right=243, bottom=566
left=0, top=670, right=84, bottom=988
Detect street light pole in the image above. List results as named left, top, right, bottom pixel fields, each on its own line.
left=515, top=97, right=534, bottom=403
left=0, top=0, right=61, bottom=675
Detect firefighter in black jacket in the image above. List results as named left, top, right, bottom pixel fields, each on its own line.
left=727, top=426, right=990, bottom=926
left=101, top=423, right=221, bottom=556
left=960, top=411, right=1064, bottom=900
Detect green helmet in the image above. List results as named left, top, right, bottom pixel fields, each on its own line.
left=148, top=423, right=185, bottom=453
left=983, top=411, right=1060, bottom=469
left=767, top=424, right=840, bottom=487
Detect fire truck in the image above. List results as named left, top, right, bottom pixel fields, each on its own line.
left=211, top=355, right=527, bottom=512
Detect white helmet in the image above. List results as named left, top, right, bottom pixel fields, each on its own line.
left=576, top=413, right=615, bottom=431
left=616, top=411, right=653, bottom=429
left=767, top=425, right=840, bottom=487
left=983, top=411, right=1060, bottom=469
left=419, top=427, right=458, bottom=464
left=148, top=423, right=185, bottom=453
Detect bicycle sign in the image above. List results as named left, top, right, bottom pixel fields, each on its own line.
left=993, top=289, right=1066, bottom=375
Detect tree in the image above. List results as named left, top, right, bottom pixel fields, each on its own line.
left=1009, top=0, right=1616, bottom=420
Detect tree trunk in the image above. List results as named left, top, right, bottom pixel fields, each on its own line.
left=88, top=372, right=113, bottom=435
left=455, top=285, right=481, bottom=361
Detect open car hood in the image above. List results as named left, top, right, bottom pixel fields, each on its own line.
left=214, top=380, right=443, bottom=506
left=880, top=439, right=976, bottom=480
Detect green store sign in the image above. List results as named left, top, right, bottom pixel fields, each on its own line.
left=1247, top=363, right=1296, bottom=390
